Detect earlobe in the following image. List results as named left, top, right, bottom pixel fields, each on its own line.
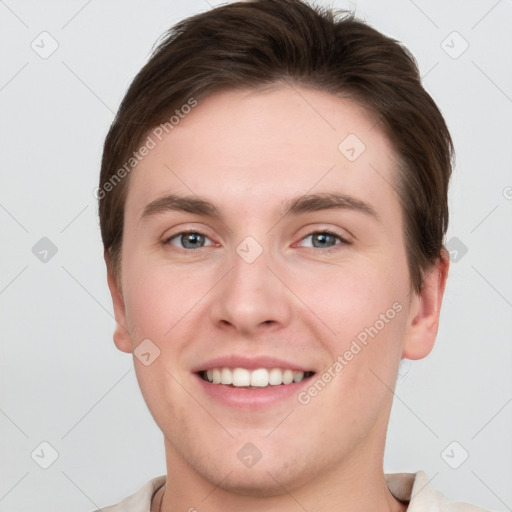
left=105, top=252, right=133, bottom=354
left=402, top=249, right=450, bottom=360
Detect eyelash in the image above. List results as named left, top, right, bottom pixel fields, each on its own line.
left=299, top=230, right=351, bottom=253
left=162, top=229, right=351, bottom=254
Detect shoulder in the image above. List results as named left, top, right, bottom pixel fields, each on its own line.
left=386, top=470, right=493, bottom=512
left=92, top=475, right=166, bottom=512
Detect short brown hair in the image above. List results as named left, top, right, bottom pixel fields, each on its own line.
left=99, top=0, right=454, bottom=293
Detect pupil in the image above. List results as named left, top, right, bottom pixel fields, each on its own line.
left=183, top=233, right=203, bottom=248
left=314, top=233, right=334, bottom=248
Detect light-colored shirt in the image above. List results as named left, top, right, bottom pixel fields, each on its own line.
left=96, top=471, right=491, bottom=511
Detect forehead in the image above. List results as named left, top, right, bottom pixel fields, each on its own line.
left=125, top=85, right=402, bottom=228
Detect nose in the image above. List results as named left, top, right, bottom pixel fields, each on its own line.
left=209, top=241, right=292, bottom=337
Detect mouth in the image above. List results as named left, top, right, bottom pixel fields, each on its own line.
left=191, top=355, right=318, bottom=409
left=196, top=367, right=315, bottom=390
left=197, top=367, right=315, bottom=388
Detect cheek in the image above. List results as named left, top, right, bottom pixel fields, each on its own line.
left=121, top=247, right=204, bottom=340
left=293, top=258, right=399, bottom=331
left=291, top=259, right=407, bottom=382
left=123, top=274, right=168, bottom=341
left=298, top=270, right=406, bottom=434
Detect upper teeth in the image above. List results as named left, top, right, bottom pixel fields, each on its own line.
left=204, top=368, right=309, bottom=387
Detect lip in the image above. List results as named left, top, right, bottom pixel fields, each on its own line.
left=190, top=354, right=314, bottom=373
left=193, top=371, right=315, bottom=410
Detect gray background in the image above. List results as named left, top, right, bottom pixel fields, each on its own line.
left=1, top=0, right=511, bottom=511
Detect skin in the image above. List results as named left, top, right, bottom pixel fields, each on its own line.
left=106, top=84, right=449, bottom=512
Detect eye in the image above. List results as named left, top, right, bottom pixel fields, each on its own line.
left=162, top=229, right=350, bottom=253
left=297, top=230, right=350, bottom=252
left=163, top=231, right=214, bottom=250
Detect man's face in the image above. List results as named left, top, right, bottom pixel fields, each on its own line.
left=110, top=86, right=431, bottom=493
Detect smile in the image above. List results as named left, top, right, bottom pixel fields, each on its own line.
left=200, top=367, right=315, bottom=387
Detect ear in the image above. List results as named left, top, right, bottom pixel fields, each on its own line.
left=402, top=248, right=450, bottom=360
left=105, top=252, right=133, bottom=354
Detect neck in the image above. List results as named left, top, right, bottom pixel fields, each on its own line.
left=158, top=435, right=407, bottom=512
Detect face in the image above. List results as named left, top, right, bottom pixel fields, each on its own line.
left=108, top=85, right=447, bottom=495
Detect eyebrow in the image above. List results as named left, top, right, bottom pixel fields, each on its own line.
left=140, top=192, right=380, bottom=223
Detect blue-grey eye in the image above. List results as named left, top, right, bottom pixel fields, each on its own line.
left=167, top=232, right=212, bottom=249
left=301, top=232, right=343, bottom=249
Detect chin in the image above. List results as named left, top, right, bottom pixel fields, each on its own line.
left=207, top=468, right=296, bottom=498
left=189, top=447, right=316, bottom=499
